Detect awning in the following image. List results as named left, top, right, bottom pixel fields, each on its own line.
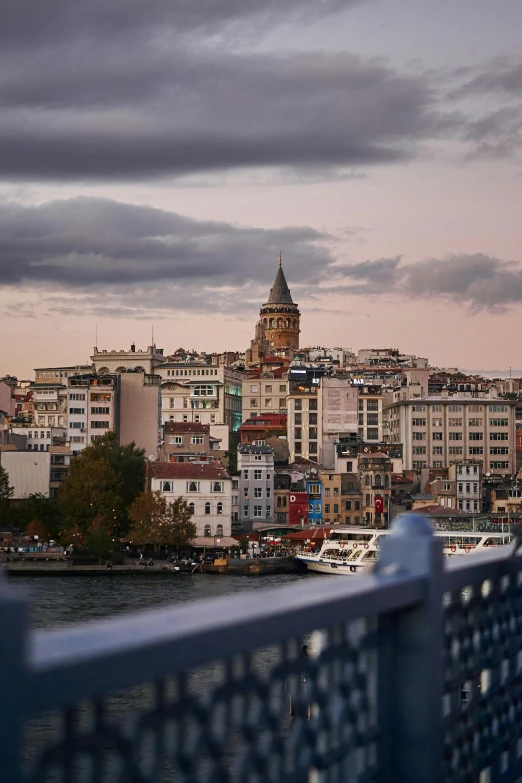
left=191, top=536, right=239, bottom=548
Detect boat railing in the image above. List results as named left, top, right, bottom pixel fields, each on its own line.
left=1, top=512, right=522, bottom=782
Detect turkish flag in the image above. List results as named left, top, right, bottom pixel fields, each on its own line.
left=375, top=496, right=384, bottom=514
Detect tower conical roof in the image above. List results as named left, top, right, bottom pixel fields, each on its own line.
left=267, top=257, right=294, bottom=305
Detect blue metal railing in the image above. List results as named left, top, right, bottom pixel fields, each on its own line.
left=2, top=514, right=522, bottom=782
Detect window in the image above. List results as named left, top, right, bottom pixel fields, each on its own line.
left=412, top=418, right=426, bottom=426
left=188, top=502, right=195, bottom=515
left=490, top=432, right=509, bottom=441
left=91, top=421, right=110, bottom=429
left=204, top=525, right=211, bottom=537
left=412, top=432, right=425, bottom=440
left=325, top=504, right=330, bottom=513
left=250, top=384, right=259, bottom=393
left=469, top=418, right=483, bottom=427
left=309, top=442, right=318, bottom=455
left=169, top=435, right=183, bottom=445
left=334, top=504, right=339, bottom=514
left=443, top=483, right=451, bottom=491
left=490, top=405, right=508, bottom=412
left=431, top=405, right=442, bottom=412
left=365, top=494, right=371, bottom=505
left=294, top=427, right=302, bottom=440
left=254, top=455, right=262, bottom=461
left=253, top=506, right=263, bottom=517
left=186, top=481, right=200, bottom=492
left=308, top=504, right=313, bottom=513
left=216, top=522, right=224, bottom=535
left=309, top=427, right=317, bottom=439
left=346, top=461, right=353, bottom=472
left=469, top=432, right=483, bottom=440
left=70, top=422, right=82, bottom=429
left=433, top=446, right=443, bottom=454
left=90, top=406, right=110, bottom=415
left=265, top=398, right=273, bottom=408
left=449, top=446, right=463, bottom=455
left=254, top=487, right=262, bottom=498
left=367, top=400, right=379, bottom=411
left=432, top=419, right=442, bottom=427
left=324, top=487, right=331, bottom=497
left=194, top=415, right=201, bottom=423
left=243, top=470, right=249, bottom=479
left=491, top=461, right=509, bottom=469
left=412, top=405, right=426, bottom=412
left=250, top=398, right=258, bottom=407
left=458, top=483, right=463, bottom=492
left=412, top=446, right=426, bottom=454
left=490, top=446, right=509, bottom=455
left=191, top=385, right=216, bottom=397
left=367, top=413, right=379, bottom=426
left=294, top=413, right=302, bottom=426
left=204, top=502, right=211, bottom=515
left=294, top=399, right=302, bottom=410
left=254, top=469, right=262, bottom=480
left=161, top=481, right=172, bottom=492
left=355, top=501, right=360, bottom=510
left=367, top=428, right=379, bottom=440
left=243, top=505, right=249, bottom=516
left=279, top=385, right=286, bottom=392
left=433, top=461, right=443, bottom=468
left=448, top=405, right=462, bottom=412
left=469, top=405, right=483, bottom=412
left=345, top=500, right=352, bottom=511
left=469, top=447, right=484, bottom=455
left=264, top=385, right=272, bottom=392
left=211, top=481, right=224, bottom=492
left=295, top=442, right=302, bottom=454
left=309, top=399, right=318, bottom=411
left=449, top=432, right=462, bottom=440
left=449, top=418, right=462, bottom=427
left=309, top=483, right=320, bottom=495
left=413, top=460, right=427, bottom=468
left=191, top=436, right=204, bottom=445
left=309, top=413, right=318, bottom=425
left=69, top=407, right=84, bottom=414
left=490, top=418, right=508, bottom=427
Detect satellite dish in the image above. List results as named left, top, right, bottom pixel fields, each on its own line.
left=148, top=454, right=157, bottom=461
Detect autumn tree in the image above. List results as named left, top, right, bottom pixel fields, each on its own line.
left=18, top=494, right=62, bottom=541
left=128, top=491, right=197, bottom=551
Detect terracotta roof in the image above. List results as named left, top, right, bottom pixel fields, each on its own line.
left=164, top=422, right=210, bottom=434
left=151, top=461, right=230, bottom=480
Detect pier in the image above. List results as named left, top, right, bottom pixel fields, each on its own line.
left=2, top=512, right=522, bottom=781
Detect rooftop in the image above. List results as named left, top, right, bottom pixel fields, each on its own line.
left=265, top=259, right=295, bottom=306
left=238, top=444, right=274, bottom=455
left=151, top=461, right=230, bottom=480
left=164, top=422, right=210, bottom=434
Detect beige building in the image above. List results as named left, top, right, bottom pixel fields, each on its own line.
left=34, top=365, right=93, bottom=383
left=160, top=422, right=211, bottom=461
left=66, top=374, right=118, bottom=454
left=241, top=376, right=288, bottom=422
left=387, top=396, right=516, bottom=474
left=32, top=382, right=67, bottom=429
left=158, top=362, right=244, bottom=432
left=287, top=385, right=320, bottom=463
left=319, top=378, right=358, bottom=468
left=0, top=451, right=51, bottom=498
left=118, top=372, right=161, bottom=458
left=92, top=344, right=165, bottom=374
left=357, top=385, right=384, bottom=443
left=359, top=452, right=391, bottom=526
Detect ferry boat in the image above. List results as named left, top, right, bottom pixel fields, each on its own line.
left=295, top=527, right=512, bottom=575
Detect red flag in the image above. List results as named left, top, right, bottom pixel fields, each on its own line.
left=375, top=496, right=384, bottom=514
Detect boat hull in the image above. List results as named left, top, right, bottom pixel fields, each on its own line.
left=295, top=555, right=365, bottom=575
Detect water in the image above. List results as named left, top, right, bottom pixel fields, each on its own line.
left=10, top=572, right=312, bottom=630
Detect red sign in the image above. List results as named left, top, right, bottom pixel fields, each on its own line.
left=375, top=496, right=384, bottom=514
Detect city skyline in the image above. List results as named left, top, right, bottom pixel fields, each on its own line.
left=1, top=0, right=522, bottom=375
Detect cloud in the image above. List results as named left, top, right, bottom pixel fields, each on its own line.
left=0, top=195, right=337, bottom=316
left=455, top=59, right=522, bottom=97
left=329, top=253, right=522, bottom=311
left=0, top=48, right=444, bottom=181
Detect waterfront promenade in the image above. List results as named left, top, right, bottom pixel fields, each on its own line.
left=2, top=513, right=522, bottom=782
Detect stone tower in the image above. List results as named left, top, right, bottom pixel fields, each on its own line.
left=260, top=255, right=300, bottom=351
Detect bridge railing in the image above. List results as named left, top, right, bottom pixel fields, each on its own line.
left=1, top=514, right=521, bottom=782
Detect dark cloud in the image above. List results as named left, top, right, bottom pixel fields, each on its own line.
left=455, top=59, right=522, bottom=97
left=0, top=195, right=333, bottom=292
left=0, top=49, right=441, bottom=180
left=330, top=253, right=522, bottom=311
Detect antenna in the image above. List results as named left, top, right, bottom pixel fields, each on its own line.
left=152, top=323, right=154, bottom=348
left=95, top=321, right=98, bottom=350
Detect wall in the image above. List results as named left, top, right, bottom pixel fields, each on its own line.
left=119, top=374, right=160, bottom=458
left=1, top=452, right=50, bottom=498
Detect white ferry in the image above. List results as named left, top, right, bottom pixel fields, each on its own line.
left=295, top=527, right=512, bottom=575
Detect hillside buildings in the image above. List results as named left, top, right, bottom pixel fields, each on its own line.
left=238, top=444, right=275, bottom=526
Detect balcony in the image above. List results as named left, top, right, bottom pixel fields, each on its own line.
left=3, top=515, right=521, bottom=782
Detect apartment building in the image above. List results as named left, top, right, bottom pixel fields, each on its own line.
left=319, top=378, right=358, bottom=468
left=67, top=375, right=118, bottom=454
left=241, top=376, right=288, bottom=422
left=431, top=462, right=482, bottom=512
left=357, top=385, right=384, bottom=443
left=158, top=362, right=244, bottom=432
left=160, top=422, right=211, bottom=461
left=238, top=444, right=274, bottom=525
left=359, top=453, right=391, bottom=526
left=387, top=396, right=516, bottom=474
left=34, top=365, right=93, bottom=383
left=31, top=383, right=67, bottom=429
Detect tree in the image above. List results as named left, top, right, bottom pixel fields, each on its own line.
left=84, top=515, right=116, bottom=563
left=224, top=449, right=237, bottom=475
left=0, top=464, right=14, bottom=524
left=58, top=432, right=146, bottom=537
left=128, top=491, right=197, bottom=550
left=59, top=457, right=124, bottom=536
left=17, top=494, right=62, bottom=540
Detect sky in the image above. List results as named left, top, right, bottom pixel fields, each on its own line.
left=1, top=0, right=522, bottom=377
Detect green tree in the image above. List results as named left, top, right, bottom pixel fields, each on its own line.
left=58, top=432, right=146, bottom=537
left=84, top=515, right=116, bottom=563
left=0, top=464, right=14, bottom=524
left=128, top=491, right=196, bottom=550
left=224, top=448, right=237, bottom=474
left=59, top=457, right=123, bottom=536
left=18, top=494, right=62, bottom=540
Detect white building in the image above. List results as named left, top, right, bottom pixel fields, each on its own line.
left=241, top=375, right=288, bottom=423
left=150, top=460, right=231, bottom=538
left=238, top=444, right=274, bottom=525
left=92, top=344, right=165, bottom=374
left=66, top=375, right=118, bottom=454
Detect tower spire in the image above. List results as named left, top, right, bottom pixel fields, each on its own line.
left=279, top=251, right=282, bottom=267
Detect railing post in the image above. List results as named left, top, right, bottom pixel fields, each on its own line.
left=377, top=513, right=444, bottom=783
left=0, top=569, right=30, bottom=782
